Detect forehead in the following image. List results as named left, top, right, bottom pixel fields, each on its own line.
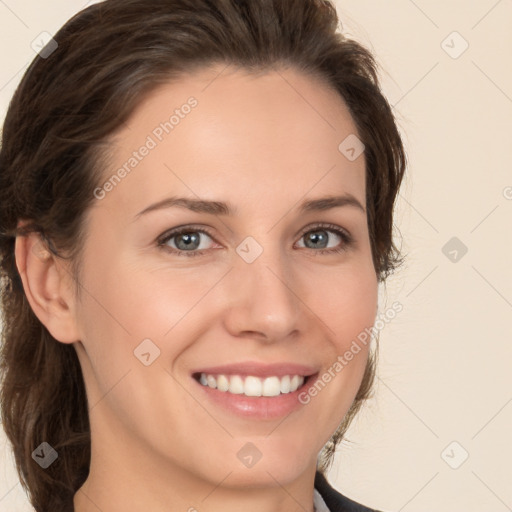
left=96, top=65, right=366, bottom=219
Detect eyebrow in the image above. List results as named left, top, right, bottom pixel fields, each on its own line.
left=134, top=193, right=366, bottom=219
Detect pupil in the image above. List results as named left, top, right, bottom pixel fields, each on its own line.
left=308, top=231, right=327, bottom=248
left=178, top=233, right=199, bottom=250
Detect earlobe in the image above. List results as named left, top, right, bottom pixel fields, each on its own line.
left=14, top=230, right=80, bottom=344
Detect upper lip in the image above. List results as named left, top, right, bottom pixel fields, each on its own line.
left=192, top=361, right=319, bottom=379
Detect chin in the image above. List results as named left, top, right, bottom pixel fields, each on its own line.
left=207, top=441, right=316, bottom=489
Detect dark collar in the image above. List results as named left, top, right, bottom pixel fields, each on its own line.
left=314, top=471, right=383, bottom=512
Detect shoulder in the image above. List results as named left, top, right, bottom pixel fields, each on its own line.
left=314, top=471, right=385, bottom=512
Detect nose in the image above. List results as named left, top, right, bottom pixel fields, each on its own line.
left=222, top=244, right=303, bottom=343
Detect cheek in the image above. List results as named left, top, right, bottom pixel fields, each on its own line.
left=299, top=263, right=377, bottom=422
left=310, top=262, right=378, bottom=348
left=72, top=245, right=167, bottom=396
left=74, top=248, right=221, bottom=400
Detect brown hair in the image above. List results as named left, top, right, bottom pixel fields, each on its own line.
left=0, top=0, right=406, bottom=510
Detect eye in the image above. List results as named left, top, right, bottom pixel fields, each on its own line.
left=157, top=225, right=217, bottom=258
left=157, top=222, right=353, bottom=258
left=296, top=223, right=353, bottom=255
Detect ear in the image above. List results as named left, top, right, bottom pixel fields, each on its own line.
left=14, top=229, right=80, bottom=344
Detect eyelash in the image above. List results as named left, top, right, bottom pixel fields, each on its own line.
left=157, top=223, right=353, bottom=258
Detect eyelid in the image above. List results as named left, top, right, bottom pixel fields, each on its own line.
left=296, top=222, right=352, bottom=240
left=156, top=224, right=218, bottom=248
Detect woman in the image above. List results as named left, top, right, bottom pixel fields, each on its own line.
left=0, top=0, right=406, bottom=511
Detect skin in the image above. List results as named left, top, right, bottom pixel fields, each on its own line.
left=15, top=65, right=378, bottom=512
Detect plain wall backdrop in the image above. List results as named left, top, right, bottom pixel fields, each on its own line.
left=1, top=1, right=511, bottom=511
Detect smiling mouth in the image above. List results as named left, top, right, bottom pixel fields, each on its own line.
left=192, top=372, right=315, bottom=397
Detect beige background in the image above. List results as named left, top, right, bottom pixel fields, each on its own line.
left=1, top=1, right=511, bottom=511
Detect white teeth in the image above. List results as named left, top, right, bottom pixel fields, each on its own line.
left=262, top=376, right=281, bottom=397
left=244, top=376, right=262, bottom=396
left=229, top=375, right=244, bottom=394
left=197, top=373, right=306, bottom=397
left=280, top=375, right=291, bottom=393
left=216, top=374, right=230, bottom=392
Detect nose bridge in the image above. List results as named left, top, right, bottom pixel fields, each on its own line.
left=225, top=235, right=302, bottom=340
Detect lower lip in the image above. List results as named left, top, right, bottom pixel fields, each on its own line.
left=193, top=374, right=318, bottom=420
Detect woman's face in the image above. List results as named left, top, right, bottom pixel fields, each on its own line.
left=72, top=65, right=378, bottom=490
